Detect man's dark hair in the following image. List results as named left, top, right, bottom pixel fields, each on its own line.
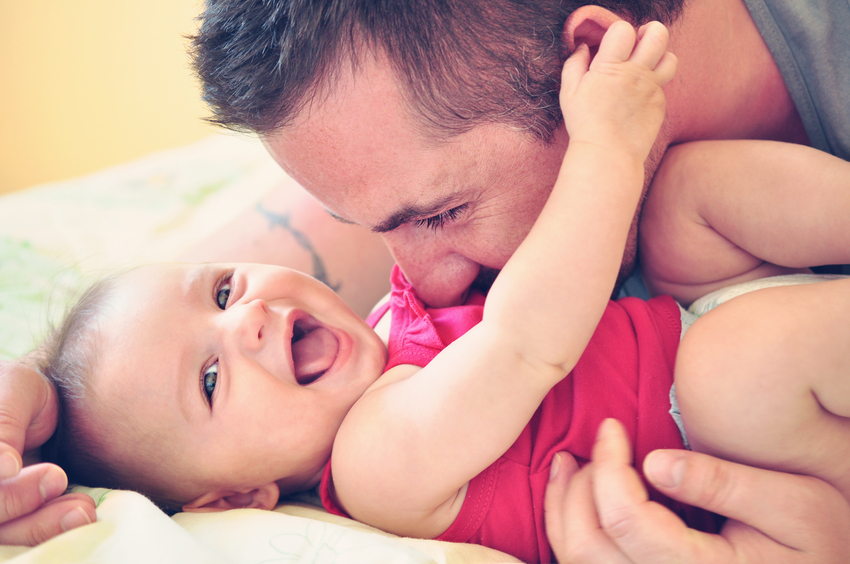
left=191, top=0, right=685, bottom=142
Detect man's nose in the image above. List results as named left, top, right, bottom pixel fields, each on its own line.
left=226, top=298, right=269, bottom=353
left=383, top=233, right=480, bottom=308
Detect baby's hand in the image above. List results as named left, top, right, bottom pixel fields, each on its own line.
left=560, top=21, right=677, bottom=163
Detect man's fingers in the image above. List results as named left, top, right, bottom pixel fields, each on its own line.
left=544, top=453, right=578, bottom=554
left=0, top=445, right=22, bottom=481
left=544, top=454, right=566, bottom=539
left=591, top=419, right=648, bottom=535
left=644, top=448, right=850, bottom=550
left=0, top=362, right=58, bottom=455
left=0, top=463, right=96, bottom=546
left=552, top=461, right=634, bottom=563
left=590, top=420, right=737, bottom=563
left=0, top=364, right=34, bottom=460
left=0, top=464, right=69, bottom=525
left=0, top=493, right=96, bottom=546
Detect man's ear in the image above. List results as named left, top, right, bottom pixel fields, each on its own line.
left=562, top=5, right=626, bottom=54
left=182, top=482, right=280, bottom=513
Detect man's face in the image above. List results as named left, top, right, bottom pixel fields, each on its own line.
left=263, top=52, right=642, bottom=307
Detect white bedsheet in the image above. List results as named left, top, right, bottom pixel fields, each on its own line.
left=0, top=487, right=516, bottom=563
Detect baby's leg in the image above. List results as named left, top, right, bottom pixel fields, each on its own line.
left=640, top=140, right=850, bottom=305
left=675, top=278, right=850, bottom=500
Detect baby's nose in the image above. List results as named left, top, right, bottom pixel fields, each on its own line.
left=229, top=299, right=269, bottom=351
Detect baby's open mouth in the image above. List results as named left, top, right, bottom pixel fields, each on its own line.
left=291, top=316, right=339, bottom=385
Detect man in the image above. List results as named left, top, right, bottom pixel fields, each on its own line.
left=2, top=0, right=849, bottom=560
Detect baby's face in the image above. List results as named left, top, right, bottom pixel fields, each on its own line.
left=93, top=262, right=387, bottom=502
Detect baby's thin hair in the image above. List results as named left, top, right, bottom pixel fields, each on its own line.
left=38, top=274, right=185, bottom=515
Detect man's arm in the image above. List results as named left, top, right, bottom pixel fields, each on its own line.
left=640, top=140, right=850, bottom=304
left=0, top=360, right=97, bottom=545
left=545, top=419, right=850, bottom=563
left=180, top=179, right=395, bottom=319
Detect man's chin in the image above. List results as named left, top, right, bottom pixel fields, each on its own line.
left=471, top=255, right=635, bottom=300
left=471, top=267, right=500, bottom=295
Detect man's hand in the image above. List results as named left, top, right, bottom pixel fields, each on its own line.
left=0, top=360, right=96, bottom=545
left=545, top=419, right=850, bottom=563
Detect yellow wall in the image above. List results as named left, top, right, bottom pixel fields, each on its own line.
left=0, top=0, right=214, bottom=194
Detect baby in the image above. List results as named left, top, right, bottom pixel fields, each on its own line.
left=37, top=22, right=850, bottom=564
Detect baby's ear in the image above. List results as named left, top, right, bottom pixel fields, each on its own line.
left=182, top=482, right=280, bottom=513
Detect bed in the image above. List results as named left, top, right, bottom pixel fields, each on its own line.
left=0, top=134, right=521, bottom=563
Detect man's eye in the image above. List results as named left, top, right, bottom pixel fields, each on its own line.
left=414, top=204, right=468, bottom=232
left=202, top=361, right=218, bottom=405
left=215, top=276, right=232, bottom=309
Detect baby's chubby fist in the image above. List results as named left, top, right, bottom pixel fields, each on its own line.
left=559, top=21, right=677, bottom=162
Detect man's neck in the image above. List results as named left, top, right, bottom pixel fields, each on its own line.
left=662, top=0, right=808, bottom=146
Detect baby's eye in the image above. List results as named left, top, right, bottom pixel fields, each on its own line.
left=202, top=361, right=218, bottom=405
left=215, top=277, right=232, bottom=310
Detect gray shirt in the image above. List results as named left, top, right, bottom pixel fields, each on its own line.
left=743, top=0, right=850, bottom=160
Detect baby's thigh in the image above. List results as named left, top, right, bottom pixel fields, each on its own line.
left=674, top=278, right=850, bottom=495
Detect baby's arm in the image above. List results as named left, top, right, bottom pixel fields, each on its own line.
left=333, top=22, right=677, bottom=536
left=640, top=140, right=850, bottom=304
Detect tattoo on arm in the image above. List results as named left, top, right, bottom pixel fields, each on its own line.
left=256, top=202, right=341, bottom=291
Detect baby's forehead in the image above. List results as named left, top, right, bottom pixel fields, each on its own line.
left=121, top=262, right=189, bottom=289
left=101, top=263, right=204, bottom=324
left=122, top=262, right=237, bottom=297
left=93, top=266, right=190, bottom=394
left=97, top=267, right=180, bottom=332
left=95, top=265, right=183, bottom=316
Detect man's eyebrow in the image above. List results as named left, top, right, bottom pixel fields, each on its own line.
left=370, top=194, right=460, bottom=234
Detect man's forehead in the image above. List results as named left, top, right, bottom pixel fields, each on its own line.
left=264, top=127, right=464, bottom=232
left=263, top=51, right=444, bottom=172
left=262, top=47, right=568, bottom=233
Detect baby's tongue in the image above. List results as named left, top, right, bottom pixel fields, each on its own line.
left=292, top=327, right=339, bottom=384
